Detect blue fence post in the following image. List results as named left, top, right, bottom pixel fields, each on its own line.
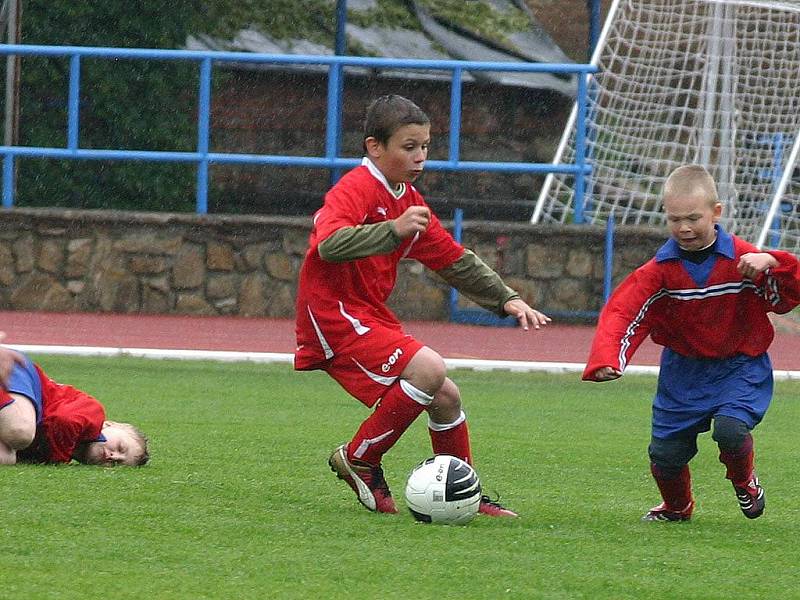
left=326, top=61, right=343, bottom=185
left=449, top=207, right=463, bottom=317
left=572, top=72, right=589, bottom=224
left=587, top=0, right=601, bottom=59
left=196, top=57, right=212, bottom=214
left=2, top=154, right=14, bottom=207
left=603, top=213, right=614, bottom=302
left=449, top=67, right=463, bottom=162
left=67, top=54, right=81, bottom=151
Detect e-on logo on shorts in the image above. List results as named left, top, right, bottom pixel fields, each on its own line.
left=381, top=348, right=403, bottom=372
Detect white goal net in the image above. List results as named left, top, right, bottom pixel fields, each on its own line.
left=532, top=0, right=800, bottom=252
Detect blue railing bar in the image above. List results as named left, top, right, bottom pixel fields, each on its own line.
left=572, top=72, right=590, bottom=224
left=425, top=160, right=589, bottom=174
left=0, top=146, right=591, bottom=175
left=2, top=155, right=12, bottom=208
left=67, top=54, right=81, bottom=150
left=196, top=57, right=212, bottom=214
left=448, top=68, right=463, bottom=162
left=0, top=45, right=596, bottom=75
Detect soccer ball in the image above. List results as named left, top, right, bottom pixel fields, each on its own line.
left=404, top=455, right=482, bottom=525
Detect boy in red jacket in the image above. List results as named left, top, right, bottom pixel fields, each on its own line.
left=583, top=164, right=800, bottom=521
left=0, top=348, right=149, bottom=466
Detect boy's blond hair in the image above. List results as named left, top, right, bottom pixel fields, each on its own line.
left=108, top=420, right=150, bottom=466
left=663, top=164, right=719, bottom=207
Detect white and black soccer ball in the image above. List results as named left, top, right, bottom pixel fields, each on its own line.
left=405, top=455, right=481, bottom=525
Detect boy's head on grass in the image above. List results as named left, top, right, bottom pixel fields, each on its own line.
left=362, top=94, right=431, bottom=187
left=74, top=420, right=149, bottom=466
left=662, top=164, right=722, bottom=251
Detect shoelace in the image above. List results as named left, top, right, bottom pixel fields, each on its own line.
left=480, top=495, right=506, bottom=508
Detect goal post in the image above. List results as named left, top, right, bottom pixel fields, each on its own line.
left=532, top=0, right=800, bottom=253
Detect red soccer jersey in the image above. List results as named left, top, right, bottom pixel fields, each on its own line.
left=17, top=364, right=106, bottom=463
left=295, top=161, right=464, bottom=369
left=583, top=229, right=800, bottom=380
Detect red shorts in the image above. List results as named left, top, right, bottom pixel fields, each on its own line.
left=323, top=326, right=424, bottom=408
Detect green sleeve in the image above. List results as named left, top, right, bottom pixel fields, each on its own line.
left=435, top=249, right=520, bottom=316
left=318, top=222, right=402, bottom=262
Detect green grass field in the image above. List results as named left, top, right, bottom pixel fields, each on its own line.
left=3, top=356, right=800, bottom=599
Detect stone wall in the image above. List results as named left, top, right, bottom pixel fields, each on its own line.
left=0, top=208, right=665, bottom=320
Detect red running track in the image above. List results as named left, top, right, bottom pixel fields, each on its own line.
left=4, top=310, right=800, bottom=370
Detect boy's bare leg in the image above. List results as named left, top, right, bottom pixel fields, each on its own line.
left=0, top=392, right=36, bottom=464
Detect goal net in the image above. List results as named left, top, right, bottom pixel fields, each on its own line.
left=532, top=0, right=800, bottom=252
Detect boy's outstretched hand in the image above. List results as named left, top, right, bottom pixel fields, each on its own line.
left=592, top=366, right=623, bottom=381
left=393, top=206, right=430, bottom=238
left=503, top=298, right=551, bottom=331
left=738, top=252, right=778, bottom=279
left=0, top=332, right=25, bottom=390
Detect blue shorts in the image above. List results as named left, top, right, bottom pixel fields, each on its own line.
left=652, top=349, right=772, bottom=439
left=6, top=356, right=43, bottom=424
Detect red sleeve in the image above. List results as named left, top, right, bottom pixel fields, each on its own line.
left=582, top=262, right=663, bottom=381
left=762, top=250, right=800, bottom=314
left=314, top=188, right=368, bottom=244
left=406, top=209, right=465, bottom=271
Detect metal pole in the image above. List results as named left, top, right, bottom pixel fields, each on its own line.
left=587, top=0, right=601, bottom=60
left=195, top=57, right=212, bottom=214
left=330, top=0, right=347, bottom=185
left=3, top=0, right=19, bottom=147
left=2, top=0, right=20, bottom=207
left=604, top=213, right=614, bottom=302
left=757, top=130, right=800, bottom=250
left=449, top=208, right=463, bottom=319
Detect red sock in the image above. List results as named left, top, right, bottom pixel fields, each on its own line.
left=347, top=380, right=431, bottom=466
left=718, top=433, right=755, bottom=487
left=651, top=463, right=693, bottom=510
left=428, top=411, right=472, bottom=464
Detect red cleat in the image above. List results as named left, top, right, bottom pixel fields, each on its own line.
left=641, top=500, right=694, bottom=522
left=328, top=445, right=398, bottom=514
left=478, top=495, right=518, bottom=517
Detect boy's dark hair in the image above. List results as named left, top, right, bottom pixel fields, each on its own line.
left=363, top=95, right=430, bottom=149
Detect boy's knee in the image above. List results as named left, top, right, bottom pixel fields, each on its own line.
left=0, top=398, right=36, bottom=451
left=0, top=421, right=35, bottom=450
left=429, top=378, right=461, bottom=412
left=648, top=435, right=697, bottom=472
left=712, top=415, right=750, bottom=451
left=403, top=347, right=447, bottom=394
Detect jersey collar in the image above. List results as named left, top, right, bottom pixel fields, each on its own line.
left=361, top=156, right=406, bottom=199
left=655, top=224, right=735, bottom=262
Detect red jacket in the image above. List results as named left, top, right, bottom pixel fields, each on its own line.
left=17, top=364, right=105, bottom=463
left=583, top=229, right=800, bottom=380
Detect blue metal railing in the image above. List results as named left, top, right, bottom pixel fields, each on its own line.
left=0, top=44, right=596, bottom=214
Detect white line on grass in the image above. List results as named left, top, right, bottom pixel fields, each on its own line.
left=12, top=344, right=800, bottom=381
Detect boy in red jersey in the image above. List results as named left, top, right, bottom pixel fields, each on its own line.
left=0, top=347, right=149, bottom=466
left=583, top=164, right=800, bottom=521
left=295, top=95, right=550, bottom=517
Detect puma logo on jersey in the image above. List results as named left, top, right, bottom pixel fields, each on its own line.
left=377, top=207, right=387, bottom=217
left=381, top=347, right=403, bottom=372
